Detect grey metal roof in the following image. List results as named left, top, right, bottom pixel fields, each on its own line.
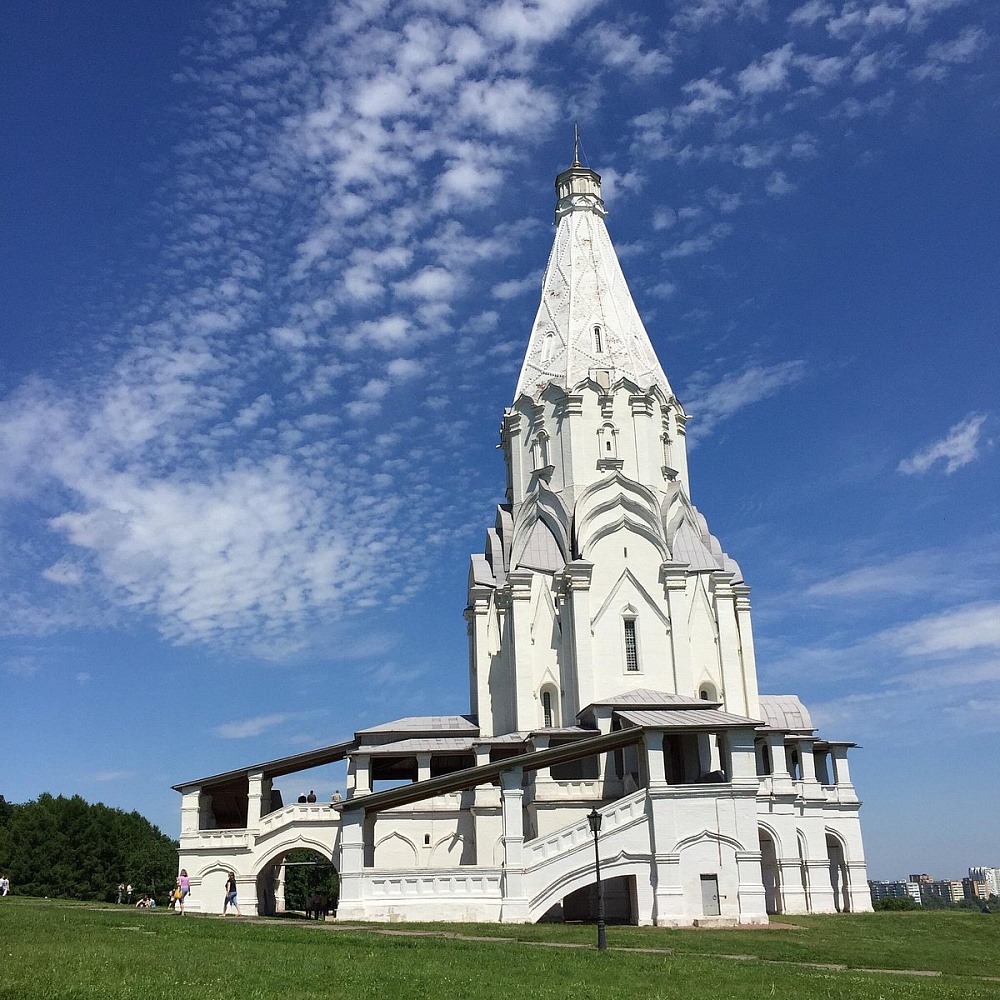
left=172, top=738, right=356, bottom=793
left=472, top=732, right=530, bottom=746
left=615, top=708, right=762, bottom=730
left=355, top=715, right=479, bottom=737
left=529, top=726, right=596, bottom=737
left=364, top=737, right=477, bottom=755
left=583, top=689, right=715, bottom=710
left=757, top=695, right=814, bottom=733
left=670, top=519, right=721, bottom=571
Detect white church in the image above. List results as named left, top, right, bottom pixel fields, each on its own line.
left=174, top=159, right=872, bottom=925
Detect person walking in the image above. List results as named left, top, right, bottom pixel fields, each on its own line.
left=117, top=882, right=124, bottom=904
left=223, top=872, right=242, bottom=916
left=126, top=883, right=133, bottom=905
left=176, top=870, right=191, bottom=914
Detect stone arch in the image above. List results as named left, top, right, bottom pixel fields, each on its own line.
left=254, top=841, right=336, bottom=918
left=373, top=830, right=419, bottom=869
left=825, top=828, right=851, bottom=913
left=527, top=856, right=649, bottom=924
left=758, top=825, right=782, bottom=915
left=796, top=829, right=811, bottom=912
left=429, top=831, right=473, bottom=867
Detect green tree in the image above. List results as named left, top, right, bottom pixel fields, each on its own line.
left=0, top=793, right=178, bottom=902
left=282, top=849, right=339, bottom=914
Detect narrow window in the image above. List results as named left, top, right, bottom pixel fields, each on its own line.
left=542, top=332, right=556, bottom=364
left=624, top=619, right=639, bottom=672
left=542, top=691, right=553, bottom=727
left=594, top=326, right=603, bottom=353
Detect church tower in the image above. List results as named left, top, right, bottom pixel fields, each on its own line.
left=467, top=161, right=760, bottom=737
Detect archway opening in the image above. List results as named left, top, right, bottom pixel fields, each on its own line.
left=826, top=834, right=850, bottom=913
left=256, top=848, right=338, bottom=919
left=759, top=829, right=781, bottom=914
left=538, top=875, right=637, bottom=925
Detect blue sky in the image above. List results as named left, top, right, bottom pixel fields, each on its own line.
left=1, top=0, right=997, bottom=882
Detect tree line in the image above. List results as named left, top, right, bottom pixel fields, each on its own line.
left=0, top=793, right=178, bottom=902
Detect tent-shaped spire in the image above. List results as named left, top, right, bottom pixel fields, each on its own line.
left=514, top=163, right=673, bottom=400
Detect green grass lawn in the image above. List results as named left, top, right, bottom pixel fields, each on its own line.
left=0, top=898, right=998, bottom=1000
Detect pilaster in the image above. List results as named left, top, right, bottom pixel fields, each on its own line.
left=508, top=570, right=536, bottom=729
left=661, top=563, right=691, bottom=694
left=560, top=561, right=595, bottom=715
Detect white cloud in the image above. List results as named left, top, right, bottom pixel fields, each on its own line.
left=882, top=602, right=1000, bottom=658
left=897, top=412, right=988, bottom=475
left=765, top=170, right=796, bottom=195
left=42, top=560, right=84, bottom=586
left=788, top=0, right=835, bottom=27
left=215, top=713, right=291, bottom=739
left=683, top=360, right=808, bottom=443
left=911, top=26, right=989, bottom=81
left=386, top=358, right=423, bottom=380
left=492, top=272, right=540, bottom=300
left=581, top=21, right=673, bottom=77
left=664, top=223, right=733, bottom=259
left=737, top=44, right=796, bottom=95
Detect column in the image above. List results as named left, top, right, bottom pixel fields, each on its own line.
left=562, top=561, right=595, bottom=715
left=247, top=771, right=267, bottom=830
left=334, top=808, right=366, bottom=920
left=180, top=790, right=202, bottom=836
left=713, top=574, right=745, bottom=714
left=508, top=570, right=536, bottom=729
left=348, top=754, right=371, bottom=797
left=661, top=564, right=691, bottom=694
left=416, top=753, right=432, bottom=784
left=465, top=591, right=494, bottom=736
left=733, top=585, right=760, bottom=716
left=499, top=768, right=528, bottom=922
left=766, top=733, right=795, bottom=797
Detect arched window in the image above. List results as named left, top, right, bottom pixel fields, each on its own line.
left=594, top=325, right=604, bottom=353
left=531, top=432, right=550, bottom=471
left=699, top=683, right=717, bottom=702
left=541, top=332, right=556, bottom=364
left=540, top=685, right=559, bottom=728
left=623, top=618, right=639, bottom=672
left=598, top=423, right=618, bottom=458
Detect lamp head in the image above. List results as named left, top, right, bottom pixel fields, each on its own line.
left=587, top=808, right=602, bottom=834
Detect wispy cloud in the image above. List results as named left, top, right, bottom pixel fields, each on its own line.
left=897, top=412, right=988, bottom=475
left=683, top=360, right=808, bottom=444
left=215, top=713, right=291, bottom=740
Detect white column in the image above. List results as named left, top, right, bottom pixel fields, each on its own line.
left=348, top=754, right=371, bottom=797
left=334, top=808, right=366, bottom=920
left=562, top=561, right=595, bottom=715
left=661, top=565, right=691, bottom=695
left=499, top=768, right=528, bottom=922
left=180, top=790, right=202, bottom=835
left=508, top=570, right=536, bottom=730
left=247, top=771, right=266, bottom=830
left=713, top=574, right=745, bottom=715
left=416, top=753, right=432, bottom=784
left=733, top=585, right=760, bottom=718
left=466, top=592, right=493, bottom=735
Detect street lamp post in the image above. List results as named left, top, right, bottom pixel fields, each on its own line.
left=587, top=808, right=607, bottom=951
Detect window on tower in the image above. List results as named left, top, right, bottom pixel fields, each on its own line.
left=624, top=618, right=639, bottom=672
left=594, top=326, right=603, bottom=353
left=542, top=691, right=553, bottom=727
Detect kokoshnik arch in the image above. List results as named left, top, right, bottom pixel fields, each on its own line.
left=173, top=158, right=872, bottom=926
